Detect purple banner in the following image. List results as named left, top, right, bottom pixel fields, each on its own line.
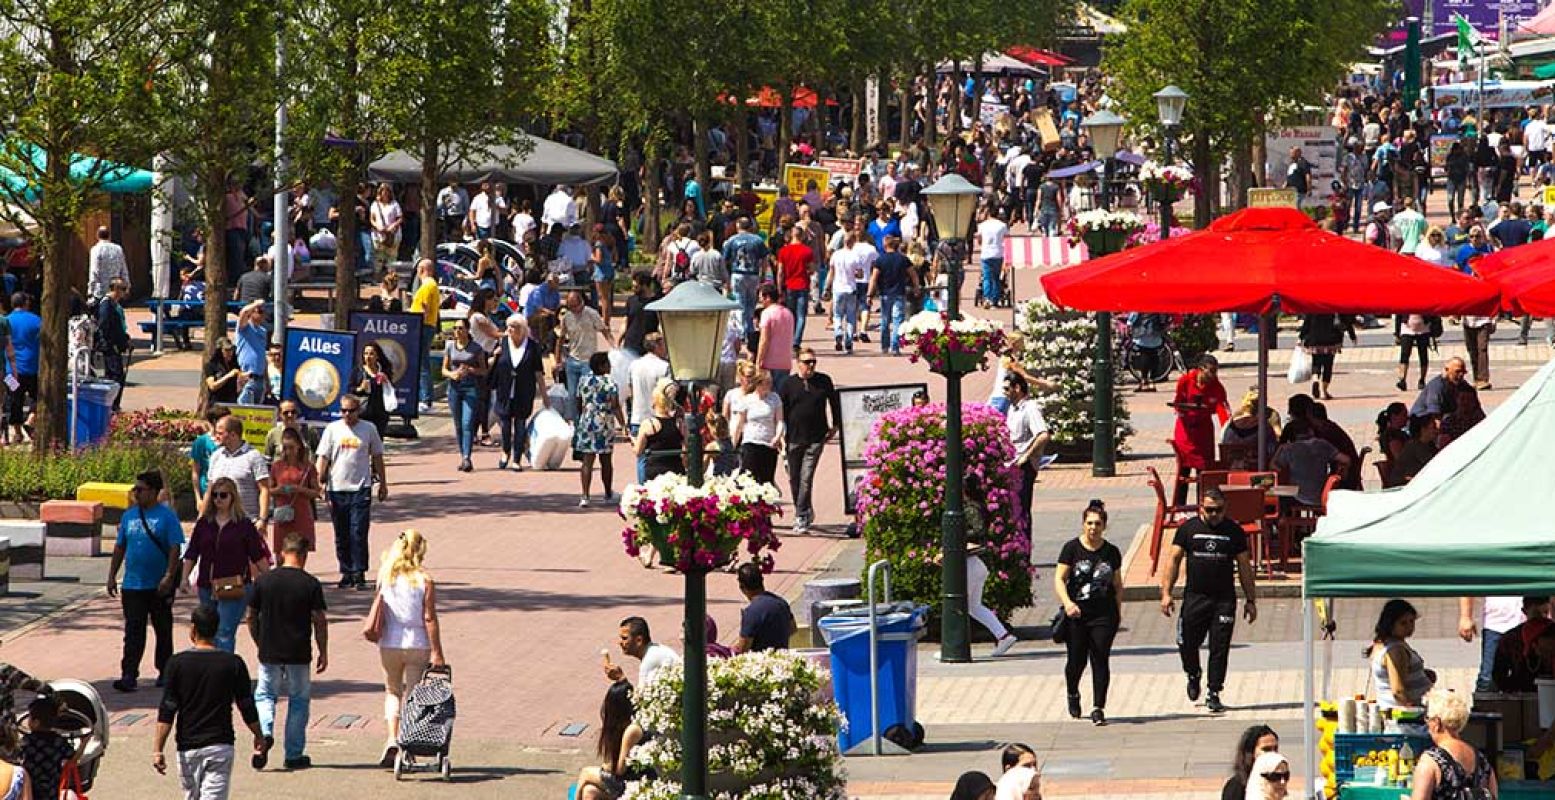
left=1392, top=0, right=1542, bottom=42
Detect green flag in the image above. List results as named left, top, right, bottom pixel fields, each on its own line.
left=1457, top=14, right=1479, bottom=66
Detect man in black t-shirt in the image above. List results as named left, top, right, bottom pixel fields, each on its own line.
left=1158, top=488, right=1257, bottom=714
left=154, top=604, right=267, bottom=791
left=621, top=272, right=661, bottom=357
left=734, top=563, right=796, bottom=653
left=246, top=534, right=328, bottom=770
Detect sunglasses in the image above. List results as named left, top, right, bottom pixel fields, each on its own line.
left=798, top=359, right=817, bottom=366
left=1262, top=772, right=1291, bottom=783
left=281, top=410, right=298, bottom=417
left=211, top=491, right=232, bottom=500
left=1201, top=505, right=1225, bottom=515
left=342, top=406, right=361, bottom=414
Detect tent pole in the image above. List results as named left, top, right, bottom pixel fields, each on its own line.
left=1257, top=312, right=1270, bottom=471
left=1304, top=595, right=1318, bottom=800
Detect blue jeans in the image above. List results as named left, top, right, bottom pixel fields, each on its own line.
left=255, top=663, right=313, bottom=761
left=238, top=376, right=266, bottom=405
left=831, top=292, right=857, bottom=344
left=784, top=289, right=810, bottom=346
left=563, top=357, right=591, bottom=420
left=328, top=488, right=372, bottom=577
left=980, top=258, right=1004, bottom=304
left=448, top=380, right=478, bottom=460
left=418, top=326, right=437, bottom=404
left=732, top=274, right=760, bottom=338
left=1037, top=209, right=1058, bottom=236
left=1476, top=628, right=1503, bottom=692
left=1347, top=188, right=1365, bottom=232
left=879, top=291, right=906, bottom=352
left=769, top=368, right=789, bottom=392
left=196, top=587, right=246, bottom=653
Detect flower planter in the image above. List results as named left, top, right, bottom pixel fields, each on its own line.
left=929, top=349, right=984, bottom=376
left=1083, top=228, right=1129, bottom=256
left=646, top=521, right=729, bottom=571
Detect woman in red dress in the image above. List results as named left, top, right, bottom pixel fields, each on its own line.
left=1170, top=354, right=1230, bottom=505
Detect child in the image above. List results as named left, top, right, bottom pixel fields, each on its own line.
left=20, top=696, right=73, bottom=800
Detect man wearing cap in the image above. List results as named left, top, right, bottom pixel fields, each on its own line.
left=1364, top=201, right=1394, bottom=251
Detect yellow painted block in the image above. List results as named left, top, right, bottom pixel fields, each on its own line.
left=75, top=482, right=133, bottom=510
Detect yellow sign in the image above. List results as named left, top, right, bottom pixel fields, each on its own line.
left=782, top=164, right=831, bottom=202
left=227, top=404, right=277, bottom=449
left=753, top=187, right=778, bottom=236
left=1542, top=185, right=1555, bottom=207
left=1247, top=188, right=1299, bottom=208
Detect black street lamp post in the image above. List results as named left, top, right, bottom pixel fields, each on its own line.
left=1153, top=85, right=1188, bottom=243
left=1080, top=109, right=1126, bottom=478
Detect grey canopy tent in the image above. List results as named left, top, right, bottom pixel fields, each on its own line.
left=367, top=136, right=618, bottom=187
left=1297, top=358, right=1555, bottom=797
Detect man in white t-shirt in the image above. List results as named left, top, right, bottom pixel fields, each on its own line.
left=1004, top=373, right=1049, bottom=536
left=848, top=231, right=878, bottom=343
left=1460, top=595, right=1538, bottom=692
left=541, top=184, right=577, bottom=231
left=975, top=208, right=1009, bottom=308
left=604, top=616, right=682, bottom=689
left=314, top=397, right=387, bottom=590
left=467, top=182, right=497, bottom=238
left=1527, top=109, right=1550, bottom=172
left=828, top=232, right=862, bottom=353
left=627, top=333, right=671, bottom=435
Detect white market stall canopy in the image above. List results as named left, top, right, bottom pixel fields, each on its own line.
left=1432, top=80, right=1555, bottom=109
left=368, top=136, right=618, bottom=187
left=1305, top=358, right=1555, bottom=598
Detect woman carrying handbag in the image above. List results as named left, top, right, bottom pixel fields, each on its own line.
left=181, top=476, right=270, bottom=652
left=269, top=427, right=321, bottom=555
left=362, top=530, right=446, bottom=769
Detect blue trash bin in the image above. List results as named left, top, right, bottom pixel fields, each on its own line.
left=71, top=380, right=120, bottom=448
left=817, top=604, right=927, bottom=753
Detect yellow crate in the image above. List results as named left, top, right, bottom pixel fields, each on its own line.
left=74, top=482, right=133, bottom=510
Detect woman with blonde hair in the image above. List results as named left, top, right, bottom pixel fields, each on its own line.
left=731, top=367, right=784, bottom=485
left=632, top=378, right=684, bottom=481
left=1243, top=751, right=1290, bottom=799
left=181, top=476, right=269, bottom=652
left=1411, top=689, right=1497, bottom=799
left=363, top=529, right=446, bottom=768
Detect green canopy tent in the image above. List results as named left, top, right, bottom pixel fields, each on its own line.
left=0, top=145, right=153, bottom=201
left=1298, top=358, right=1555, bottom=797
left=1535, top=62, right=1555, bottom=80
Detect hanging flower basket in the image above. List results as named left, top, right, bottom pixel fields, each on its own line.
left=1069, top=209, right=1145, bottom=257
left=897, top=311, right=1007, bottom=376
left=1139, top=162, right=1198, bottom=204
left=620, top=472, right=783, bottom=573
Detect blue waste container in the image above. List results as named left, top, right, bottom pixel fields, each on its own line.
left=817, top=603, right=927, bottom=753
left=71, top=380, right=120, bottom=448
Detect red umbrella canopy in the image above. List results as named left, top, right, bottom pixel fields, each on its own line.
left=1040, top=207, right=1502, bottom=316
left=1473, top=236, right=1555, bottom=316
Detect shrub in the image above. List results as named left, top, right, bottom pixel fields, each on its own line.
left=855, top=403, right=1033, bottom=622
left=624, top=651, right=846, bottom=800
left=0, top=444, right=192, bottom=503
left=1015, top=298, right=1132, bottom=454
left=109, top=407, right=206, bottom=444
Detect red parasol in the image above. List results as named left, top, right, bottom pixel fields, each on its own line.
left=1006, top=46, right=1073, bottom=67
left=1040, top=206, right=1501, bottom=468
left=744, top=86, right=836, bottom=109
left=1040, top=207, right=1501, bottom=316
left=1472, top=236, right=1555, bottom=316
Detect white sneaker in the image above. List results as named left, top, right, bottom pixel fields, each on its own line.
left=991, top=635, right=1018, bottom=657
left=418, top=402, right=433, bottom=414
left=578, top=496, right=590, bottom=508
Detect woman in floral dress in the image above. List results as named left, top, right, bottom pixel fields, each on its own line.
left=572, top=351, right=625, bottom=507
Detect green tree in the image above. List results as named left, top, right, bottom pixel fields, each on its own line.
left=1105, top=0, right=1392, bottom=224
left=0, top=0, right=165, bottom=449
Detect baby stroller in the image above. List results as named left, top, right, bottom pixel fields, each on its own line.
left=21, top=680, right=109, bottom=798
left=393, top=665, right=454, bottom=781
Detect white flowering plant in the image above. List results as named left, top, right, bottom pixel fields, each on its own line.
left=622, top=651, right=847, bottom=800
left=1138, top=161, right=1197, bottom=199
left=896, top=310, right=1008, bottom=374
left=1015, top=298, right=1132, bottom=453
left=1067, top=208, right=1145, bottom=237
left=619, top=471, right=783, bottom=573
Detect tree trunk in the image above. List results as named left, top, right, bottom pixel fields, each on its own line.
left=692, top=114, right=711, bottom=197
left=334, top=174, right=361, bottom=330
left=898, top=76, right=911, bottom=152
left=972, top=55, right=985, bottom=128
left=949, top=62, right=962, bottom=135
left=1193, top=129, right=1213, bottom=228
left=850, top=80, right=864, bottom=153
left=734, top=109, right=750, bottom=187
left=418, top=138, right=438, bottom=262
left=199, top=181, right=229, bottom=413
left=1231, top=143, right=1253, bottom=210
left=777, top=93, right=791, bottom=173
left=35, top=164, right=71, bottom=449
left=643, top=136, right=663, bottom=252
left=1251, top=118, right=1268, bottom=187
left=924, top=63, right=937, bottom=150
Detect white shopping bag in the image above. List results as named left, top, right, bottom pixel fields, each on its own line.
left=1287, top=346, right=1313, bottom=384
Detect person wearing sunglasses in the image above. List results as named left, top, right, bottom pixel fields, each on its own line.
left=442, top=318, right=490, bottom=472
left=262, top=400, right=319, bottom=462
left=775, top=348, right=839, bottom=534
left=1412, top=689, right=1497, bottom=799
left=1222, top=725, right=1279, bottom=800
left=316, top=396, right=388, bottom=590
left=1243, top=751, right=1290, bottom=799
left=107, top=470, right=186, bottom=693
left=1158, top=487, right=1258, bottom=715
left=180, top=477, right=269, bottom=653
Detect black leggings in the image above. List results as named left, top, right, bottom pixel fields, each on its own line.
left=1398, top=334, right=1429, bottom=372
left=1064, top=615, right=1120, bottom=709
left=1310, top=352, right=1335, bottom=383
left=739, top=443, right=779, bottom=485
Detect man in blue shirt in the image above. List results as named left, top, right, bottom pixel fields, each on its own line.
left=721, top=218, right=770, bottom=340
left=866, top=205, right=901, bottom=253
left=107, top=470, right=186, bottom=692
left=234, top=300, right=270, bottom=405
left=867, top=235, right=919, bottom=355
left=1453, top=226, right=1493, bottom=274
left=6, top=292, right=39, bottom=443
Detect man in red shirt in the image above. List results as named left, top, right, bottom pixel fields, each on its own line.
left=776, top=226, right=814, bottom=347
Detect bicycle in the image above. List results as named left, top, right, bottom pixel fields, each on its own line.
left=1113, top=317, right=1186, bottom=388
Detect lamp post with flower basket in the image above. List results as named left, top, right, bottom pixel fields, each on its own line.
left=631, top=280, right=745, bottom=800
left=917, top=173, right=987, bottom=664
left=1080, top=109, right=1127, bottom=476
left=1066, top=208, right=1144, bottom=476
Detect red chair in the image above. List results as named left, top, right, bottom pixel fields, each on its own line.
left=1147, top=466, right=1196, bottom=576
left=1198, top=469, right=1230, bottom=500
left=1220, top=486, right=1269, bottom=574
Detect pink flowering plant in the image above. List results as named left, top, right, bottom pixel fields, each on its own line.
left=109, top=407, right=207, bottom=443
left=1124, top=220, right=1192, bottom=248
left=896, top=311, right=1008, bottom=374
left=855, top=404, right=1033, bottom=621
left=1139, top=161, right=1198, bottom=202
left=619, top=472, right=783, bottom=573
